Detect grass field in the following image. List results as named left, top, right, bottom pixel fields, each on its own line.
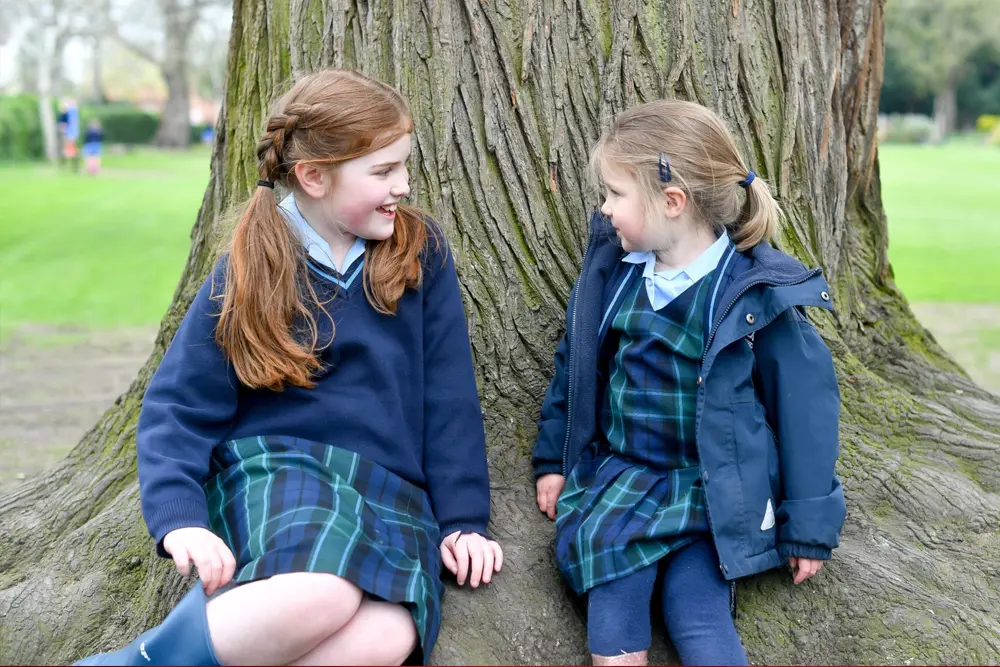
left=879, top=141, right=1000, bottom=303
left=0, top=148, right=211, bottom=332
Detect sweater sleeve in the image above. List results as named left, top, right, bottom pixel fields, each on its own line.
left=420, top=233, right=491, bottom=541
left=137, top=258, right=240, bottom=556
left=753, top=307, right=846, bottom=560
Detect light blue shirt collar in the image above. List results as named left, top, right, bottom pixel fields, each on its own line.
left=278, top=193, right=366, bottom=273
left=621, top=232, right=730, bottom=311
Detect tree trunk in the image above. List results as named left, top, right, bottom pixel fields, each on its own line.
left=932, top=73, right=958, bottom=143
left=91, top=35, right=107, bottom=105
left=153, top=0, right=193, bottom=148
left=3, top=0, right=1000, bottom=664
left=50, top=27, right=70, bottom=101
left=155, top=64, right=192, bottom=147
left=36, top=27, right=59, bottom=163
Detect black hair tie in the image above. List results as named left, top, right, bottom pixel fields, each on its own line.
left=257, top=179, right=275, bottom=189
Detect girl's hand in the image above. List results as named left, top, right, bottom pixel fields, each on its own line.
left=789, top=556, right=824, bottom=585
left=536, top=474, right=564, bottom=520
left=162, top=526, right=237, bottom=596
left=440, top=531, right=503, bottom=588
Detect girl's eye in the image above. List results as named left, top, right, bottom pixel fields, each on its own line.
left=376, top=168, right=392, bottom=177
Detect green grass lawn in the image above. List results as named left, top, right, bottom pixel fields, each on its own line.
left=879, top=141, right=1000, bottom=303
left=1, top=148, right=211, bottom=332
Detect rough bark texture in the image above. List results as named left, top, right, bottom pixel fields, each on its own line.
left=2, top=0, right=999, bottom=665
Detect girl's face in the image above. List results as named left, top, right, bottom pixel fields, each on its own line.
left=323, top=133, right=412, bottom=241
left=599, top=165, right=652, bottom=253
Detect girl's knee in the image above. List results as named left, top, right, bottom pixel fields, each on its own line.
left=273, top=572, right=364, bottom=632
left=661, top=580, right=733, bottom=636
left=375, top=604, right=419, bottom=664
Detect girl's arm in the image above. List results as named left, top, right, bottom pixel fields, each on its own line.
left=532, top=286, right=576, bottom=478
left=420, top=234, right=491, bottom=540
left=753, top=307, right=846, bottom=560
left=137, top=258, right=240, bottom=557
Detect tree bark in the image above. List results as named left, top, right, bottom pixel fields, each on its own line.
left=2, top=0, right=1000, bottom=665
left=155, top=63, right=192, bottom=147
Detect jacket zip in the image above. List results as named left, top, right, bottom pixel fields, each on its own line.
left=561, top=230, right=596, bottom=477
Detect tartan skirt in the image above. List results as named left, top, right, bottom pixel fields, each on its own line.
left=555, top=449, right=709, bottom=595
left=204, top=435, right=444, bottom=659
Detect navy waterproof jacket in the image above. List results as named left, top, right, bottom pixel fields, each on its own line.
left=533, top=213, right=846, bottom=580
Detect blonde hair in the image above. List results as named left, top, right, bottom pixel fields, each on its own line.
left=589, top=99, right=781, bottom=251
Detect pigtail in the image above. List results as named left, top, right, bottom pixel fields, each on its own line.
left=732, top=174, right=782, bottom=251
left=216, top=116, right=326, bottom=391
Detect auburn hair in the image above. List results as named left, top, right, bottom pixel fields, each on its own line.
left=590, top=99, right=781, bottom=251
left=216, top=68, right=428, bottom=391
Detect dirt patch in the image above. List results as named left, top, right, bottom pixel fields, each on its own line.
left=0, top=325, right=156, bottom=491
left=910, top=302, right=1000, bottom=396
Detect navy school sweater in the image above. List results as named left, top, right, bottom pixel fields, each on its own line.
left=136, top=223, right=491, bottom=552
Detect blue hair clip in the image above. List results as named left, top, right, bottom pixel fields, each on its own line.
left=739, top=171, right=755, bottom=188
left=658, top=152, right=672, bottom=183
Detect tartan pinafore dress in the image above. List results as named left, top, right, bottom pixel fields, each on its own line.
left=555, top=271, right=715, bottom=595
left=203, top=435, right=444, bottom=660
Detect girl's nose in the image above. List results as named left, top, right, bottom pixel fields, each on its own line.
left=392, top=174, right=411, bottom=198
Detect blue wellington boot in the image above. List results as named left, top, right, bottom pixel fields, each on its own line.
left=74, top=585, right=221, bottom=666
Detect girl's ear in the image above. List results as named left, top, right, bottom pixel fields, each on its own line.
left=293, top=162, right=331, bottom=199
left=662, top=186, right=688, bottom=219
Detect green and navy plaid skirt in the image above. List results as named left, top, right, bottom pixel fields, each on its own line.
left=204, top=435, right=444, bottom=658
left=555, top=452, right=707, bottom=595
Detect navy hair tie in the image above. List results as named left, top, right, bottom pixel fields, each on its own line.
left=658, top=153, right=672, bottom=183
left=739, top=171, right=755, bottom=188
left=257, top=179, right=275, bottom=189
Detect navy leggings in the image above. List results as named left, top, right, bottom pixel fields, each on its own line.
left=586, top=539, right=747, bottom=665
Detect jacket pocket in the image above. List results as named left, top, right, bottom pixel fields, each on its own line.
left=731, top=399, right=779, bottom=557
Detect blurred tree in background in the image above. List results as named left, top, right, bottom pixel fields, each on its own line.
left=882, top=0, right=1000, bottom=137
